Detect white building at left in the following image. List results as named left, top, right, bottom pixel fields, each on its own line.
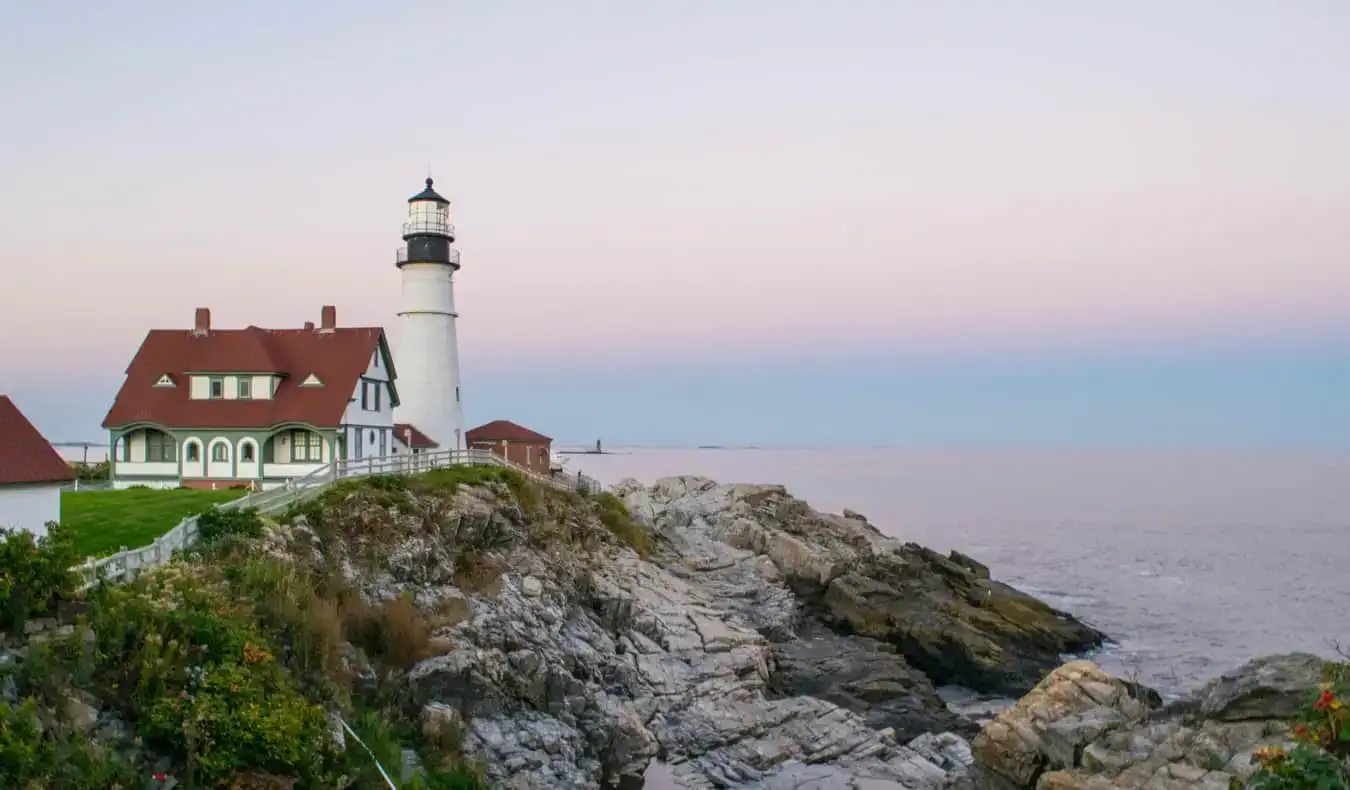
left=0, top=395, right=75, bottom=536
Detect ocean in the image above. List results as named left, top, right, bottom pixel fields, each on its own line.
left=570, top=447, right=1350, bottom=698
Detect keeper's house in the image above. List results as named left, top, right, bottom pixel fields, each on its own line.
left=101, top=306, right=416, bottom=490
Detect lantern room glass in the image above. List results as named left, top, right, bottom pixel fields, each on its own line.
left=404, top=200, right=451, bottom=237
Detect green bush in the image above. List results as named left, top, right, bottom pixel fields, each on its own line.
left=1246, top=661, right=1350, bottom=788
left=0, top=700, right=46, bottom=785
left=197, top=506, right=265, bottom=542
left=87, top=564, right=345, bottom=786
left=0, top=521, right=81, bottom=633
left=0, top=698, right=138, bottom=789
left=345, top=710, right=487, bottom=790
left=142, top=660, right=333, bottom=785
left=591, top=492, right=653, bottom=558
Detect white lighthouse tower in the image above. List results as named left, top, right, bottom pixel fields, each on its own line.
left=393, top=177, right=465, bottom=451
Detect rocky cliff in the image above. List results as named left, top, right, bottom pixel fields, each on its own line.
left=966, top=653, right=1339, bottom=789
left=259, top=471, right=1105, bottom=788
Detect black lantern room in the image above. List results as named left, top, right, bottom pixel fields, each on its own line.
left=396, top=178, right=460, bottom=269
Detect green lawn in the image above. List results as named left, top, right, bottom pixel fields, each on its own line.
left=63, top=488, right=249, bottom=557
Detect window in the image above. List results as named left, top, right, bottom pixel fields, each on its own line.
left=146, top=431, right=176, bottom=462
left=361, top=381, right=370, bottom=410
left=211, top=442, right=229, bottom=462
left=301, top=373, right=323, bottom=387
left=209, top=377, right=224, bottom=399
left=154, top=374, right=175, bottom=387
left=186, top=442, right=200, bottom=462
left=238, top=378, right=252, bottom=399
left=120, top=437, right=130, bottom=462
left=379, top=430, right=386, bottom=456
left=353, top=429, right=363, bottom=460
left=373, top=350, right=380, bottom=369
left=455, top=386, right=460, bottom=402
left=291, top=430, right=323, bottom=462
left=374, top=384, right=382, bottom=411
left=240, top=443, right=255, bottom=462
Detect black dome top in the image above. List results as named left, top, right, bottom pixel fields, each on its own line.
left=408, top=177, right=449, bottom=204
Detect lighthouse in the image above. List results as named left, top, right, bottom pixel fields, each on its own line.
left=393, top=177, right=465, bottom=451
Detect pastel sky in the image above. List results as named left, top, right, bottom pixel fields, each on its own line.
left=2, top=1, right=1347, bottom=447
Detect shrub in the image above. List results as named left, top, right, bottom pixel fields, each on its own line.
left=0, top=699, right=46, bottom=785
left=198, top=506, right=265, bottom=542
left=71, top=460, right=109, bottom=481
left=221, top=557, right=348, bottom=701
left=0, top=698, right=139, bottom=789
left=345, top=710, right=487, bottom=790
left=86, top=564, right=346, bottom=786
left=1247, top=661, right=1350, bottom=788
left=142, top=660, right=333, bottom=786
left=344, top=594, right=433, bottom=672
left=591, top=492, right=653, bottom=558
left=0, top=521, right=81, bottom=633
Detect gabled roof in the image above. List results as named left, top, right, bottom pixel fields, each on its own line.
left=102, top=319, right=393, bottom=430
left=394, top=423, right=439, bottom=449
left=0, top=396, right=76, bottom=485
left=466, top=420, right=552, bottom=443
left=183, top=326, right=282, bottom=373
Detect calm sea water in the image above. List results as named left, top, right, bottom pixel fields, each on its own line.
left=571, top=447, right=1350, bottom=697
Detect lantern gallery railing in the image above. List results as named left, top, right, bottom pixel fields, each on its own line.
left=395, top=247, right=461, bottom=266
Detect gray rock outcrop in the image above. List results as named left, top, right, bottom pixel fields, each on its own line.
left=968, top=653, right=1328, bottom=790
left=271, top=473, right=1106, bottom=788
left=617, top=477, right=1106, bottom=695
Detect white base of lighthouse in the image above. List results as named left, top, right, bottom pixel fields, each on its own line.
left=394, top=262, right=464, bottom=451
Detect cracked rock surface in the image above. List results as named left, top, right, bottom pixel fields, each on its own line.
left=272, top=474, right=1106, bottom=788
left=966, top=654, right=1326, bottom=790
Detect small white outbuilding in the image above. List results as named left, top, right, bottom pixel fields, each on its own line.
left=0, top=395, right=75, bottom=537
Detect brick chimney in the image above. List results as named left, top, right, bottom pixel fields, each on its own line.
left=193, top=308, right=211, bottom=336
left=319, top=305, right=336, bottom=333
left=303, top=321, right=315, bottom=331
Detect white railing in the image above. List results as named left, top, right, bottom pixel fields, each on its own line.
left=73, top=449, right=601, bottom=590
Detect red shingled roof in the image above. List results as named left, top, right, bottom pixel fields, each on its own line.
left=466, top=420, right=552, bottom=443
left=102, top=321, right=391, bottom=430
left=0, top=396, right=76, bottom=485
left=394, top=423, right=439, bottom=449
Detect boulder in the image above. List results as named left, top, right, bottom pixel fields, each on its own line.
left=969, top=655, right=1321, bottom=789
left=1187, top=652, right=1325, bottom=722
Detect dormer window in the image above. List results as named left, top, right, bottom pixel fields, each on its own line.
left=300, top=373, right=323, bottom=387
left=237, top=378, right=252, bottom=399
left=209, top=377, right=224, bottom=399
left=154, top=374, right=175, bottom=387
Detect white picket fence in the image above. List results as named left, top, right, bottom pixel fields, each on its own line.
left=74, top=448, right=601, bottom=590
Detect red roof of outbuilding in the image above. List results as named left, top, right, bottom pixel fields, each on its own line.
left=394, top=423, right=439, bottom=448
left=0, top=396, right=76, bottom=485
left=466, top=420, right=552, bottom=443
left=102, top=320, right=392, bottom=430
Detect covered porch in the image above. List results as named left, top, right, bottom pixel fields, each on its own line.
left=109, top=424, right=341, bottom=488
